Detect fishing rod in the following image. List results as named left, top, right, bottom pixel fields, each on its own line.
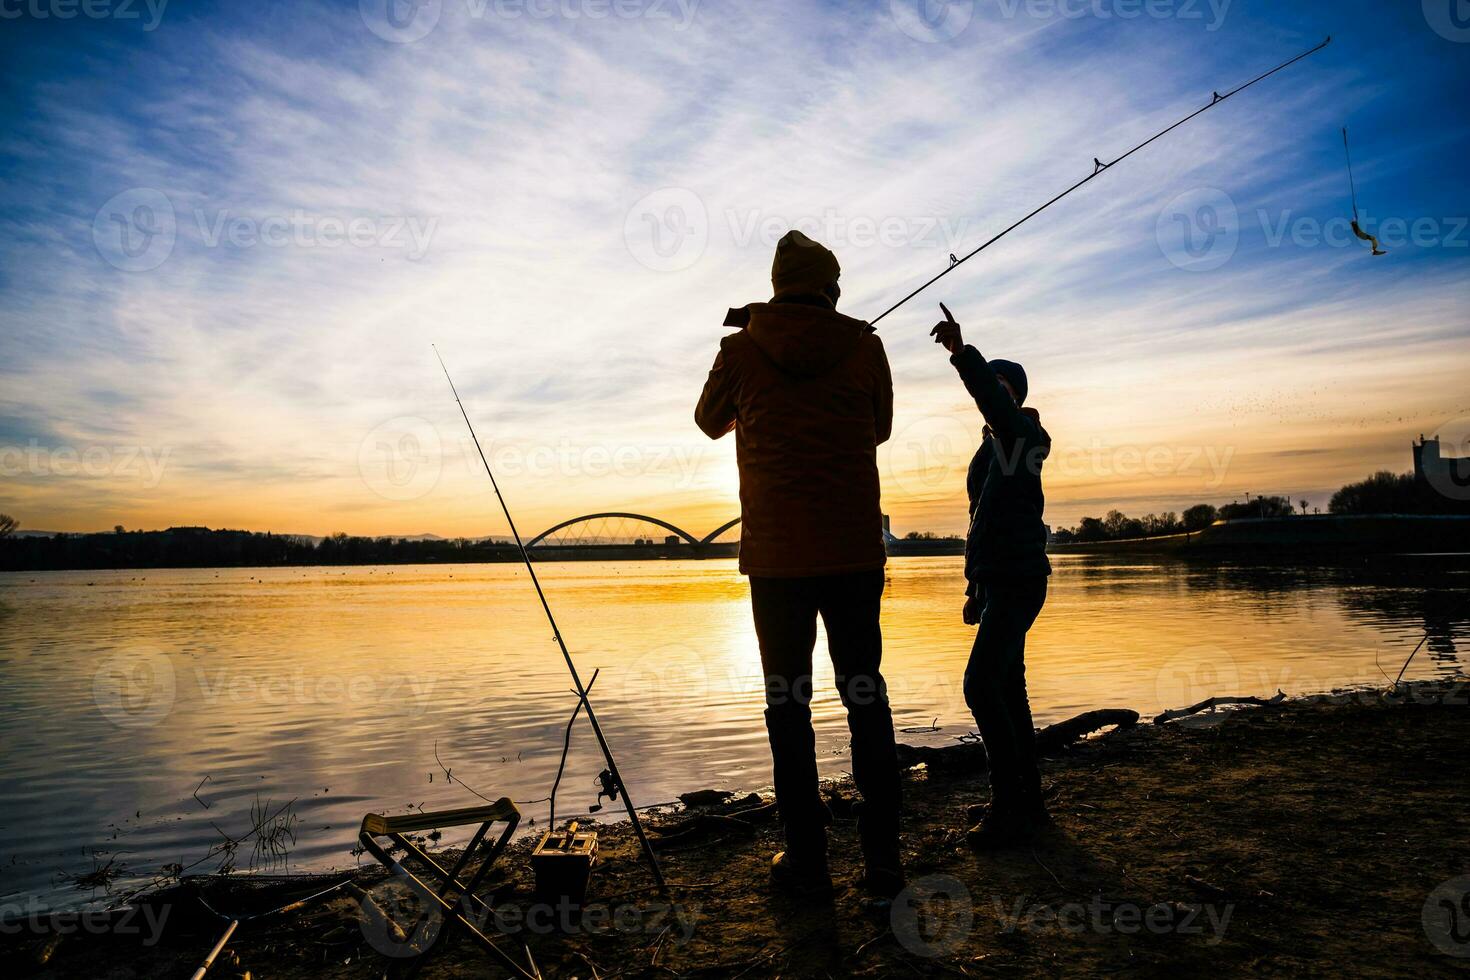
left=432, top=345, right=668, bottom=896
left=868, top=35, right=1333, bottom=326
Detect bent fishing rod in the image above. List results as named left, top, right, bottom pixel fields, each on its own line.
left=868, top=35, right=1333, bottom=326
left=433, top=345, right=668, bottom=895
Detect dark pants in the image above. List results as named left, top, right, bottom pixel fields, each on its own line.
left=964, top=578, right=1048, bottom=812
left=749, top=570, right=901, bottom=858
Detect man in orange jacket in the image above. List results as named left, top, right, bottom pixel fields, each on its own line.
left=696, top=230, right=902, bottom=894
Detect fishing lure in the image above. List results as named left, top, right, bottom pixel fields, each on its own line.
left=1342, top=127, right=1387, bottom=256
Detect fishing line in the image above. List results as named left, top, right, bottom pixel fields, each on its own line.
left=868, top=36, right=1333, bottom=326
left=1342, top=126, right=1363, bottom=221
left=1341, top=126, right=1387, bottom=255
left=433, top=345, right=668, bottom=895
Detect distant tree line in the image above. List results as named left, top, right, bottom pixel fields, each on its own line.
left=1328, top=470, right=1462, bottom=516
left=1052, top=467, right=1463, bottom=544
left=1051, top=504, right=1224, bottom=544
left=0, top=527, right=520, bottom=572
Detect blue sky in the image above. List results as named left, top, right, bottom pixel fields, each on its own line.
left=0, top=0, right=1466, bottom=535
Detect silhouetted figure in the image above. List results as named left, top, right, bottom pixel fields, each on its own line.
left=930, top=307, right=1052, bottom=847
left=696, top=230, right=902, bottom=894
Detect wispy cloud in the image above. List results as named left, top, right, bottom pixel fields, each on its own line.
left=0, top=0, right=1465, bottom=535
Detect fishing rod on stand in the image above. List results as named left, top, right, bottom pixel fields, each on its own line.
left=433, top=345, right=669, bottom=897
left=867, top=35, right=1333, bottom=326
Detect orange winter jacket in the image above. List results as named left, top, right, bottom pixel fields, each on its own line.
left=695, top=300, right=892, bottom=577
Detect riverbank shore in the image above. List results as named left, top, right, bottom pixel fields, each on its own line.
left=5, top=678, right=1468, bottom=977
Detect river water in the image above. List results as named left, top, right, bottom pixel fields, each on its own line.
left=1, top=555, right=1465, bottom=910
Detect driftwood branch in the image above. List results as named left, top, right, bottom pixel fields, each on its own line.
left=1036, top=709, right=1141, bottom=752
left=895, top=708, right=1139, bottom=773
left=1153, top=691, right=1285, bottom=725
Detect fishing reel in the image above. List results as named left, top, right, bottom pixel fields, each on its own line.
left=588, top=769, right=621, bottom=813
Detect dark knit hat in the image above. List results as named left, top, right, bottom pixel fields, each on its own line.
left=989, top=358, right=1028, bottom=405
left=771, top=230, right=840, bottom=299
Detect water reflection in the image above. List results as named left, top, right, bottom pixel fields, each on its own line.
left=0, top=555, right=1463, bottom=909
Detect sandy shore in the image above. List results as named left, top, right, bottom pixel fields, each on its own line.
left=5, top=678, right=1468, bottom=978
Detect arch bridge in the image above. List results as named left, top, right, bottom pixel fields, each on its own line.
left=527, top=513, right=740, bottom=549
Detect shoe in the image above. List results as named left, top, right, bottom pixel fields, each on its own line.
left=966, top=810, right=1046, bottom=850
left=858, top=863, right=906, bottom=897
left=770, top=850, right=832, bottom=892
left=966, top=783, right=1058, bottom=824
left=858, top=838, right=905, bottom=897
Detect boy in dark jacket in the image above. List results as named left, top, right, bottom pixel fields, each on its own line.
left=696, top=230, right=902, bottom=894
left=930, top=305, right=1051, bottom=846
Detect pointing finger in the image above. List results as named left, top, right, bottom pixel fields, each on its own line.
left=939, top=302, right=955, bottom=324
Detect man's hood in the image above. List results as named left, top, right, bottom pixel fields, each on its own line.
left=739, top=302, right=871, bottom=378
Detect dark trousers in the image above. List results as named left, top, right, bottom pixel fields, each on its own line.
left=749, top=570, right=901, bottom=858
left=964, top=578, right=1048, bottom=810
